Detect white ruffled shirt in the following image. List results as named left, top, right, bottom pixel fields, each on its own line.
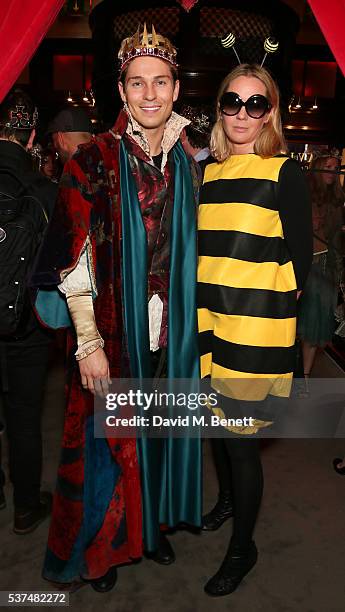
left=59, top=243, right=163, bottom=352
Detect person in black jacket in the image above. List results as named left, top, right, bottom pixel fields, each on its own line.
left=0, top=89, right=57, bottom=533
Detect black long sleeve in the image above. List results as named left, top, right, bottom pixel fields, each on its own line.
left=278, top=159, right=313, bottom=290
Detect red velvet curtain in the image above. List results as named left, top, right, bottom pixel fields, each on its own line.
left=0, top=0, right=64, bottom=102
left=308, top=0, right=345, bottom=76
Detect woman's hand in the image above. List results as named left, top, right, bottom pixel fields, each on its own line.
left=79, top=347, right=111, bottom=397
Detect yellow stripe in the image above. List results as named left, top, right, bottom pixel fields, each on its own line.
left=198, top=257, right=297, bottom=292
left=210, top=406, right=272, bottom=434
left=200, top=352, right=212, bottom=378
left=200, top=353, right=292, bottom=400
left=204, top=155, right=288, bottom=183
left=198, top=203, right=283, bottom=238
left=198, top=308, right=220, bottom=334
left=205, top=362, right=292, bottom=400
left=198, top=308, right=296, bottom=347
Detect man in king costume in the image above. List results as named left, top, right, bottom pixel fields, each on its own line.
left=32, top=24, right=201, bottom=591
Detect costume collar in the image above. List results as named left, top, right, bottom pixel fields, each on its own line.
left=110, top=108, right=190, bottom=170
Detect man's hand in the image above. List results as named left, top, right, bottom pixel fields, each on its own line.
left=79, top=347, right=111, bottom=397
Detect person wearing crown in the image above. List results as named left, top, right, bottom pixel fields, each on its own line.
left=31, top=24, right=201, bottom=591
left=179, top=104, right=214, bottom=170
left=0, top=88, right=57, bottom=535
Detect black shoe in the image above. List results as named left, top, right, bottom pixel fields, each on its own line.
left=0, top=486, right=5, bottom=510
left=149, top=533, right=176, bottom=565
left=13, top=491, right=52, bottom=534
left=202, top=491, right=233, bottom=531
left=89, top=567, right=118, bottom=593
left=333, top=458, right=345, bottom=475
left=204, top=541, right=258, bottom=597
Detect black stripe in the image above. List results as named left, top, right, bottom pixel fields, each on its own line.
left=199, top=332, right=296, bottom=374
left=200, top=178, right=277, bottom=210
left=198, top=283, right=297, bottom=319
left=198, top=230, right=290, bottom=264
left=199, top=330, right=215, bottom=357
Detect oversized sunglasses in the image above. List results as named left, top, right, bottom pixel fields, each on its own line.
left=220, top=92, right=272, bottom=119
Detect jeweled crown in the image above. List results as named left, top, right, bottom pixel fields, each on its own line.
left=180, top=105, right=211, bottom=135
left=118, top=23, right=178, bottom=73
left=0, top=89, right=38, bottom=130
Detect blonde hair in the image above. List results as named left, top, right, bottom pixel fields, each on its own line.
left=210, top=64, right=287, bottom=162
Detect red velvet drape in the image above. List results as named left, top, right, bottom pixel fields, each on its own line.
left=308, top=0, right=345, bottom=76
left=0, top=0, right=64, bottom=103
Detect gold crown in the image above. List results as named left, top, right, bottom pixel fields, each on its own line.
left=118, top=23, right=178, bottom=72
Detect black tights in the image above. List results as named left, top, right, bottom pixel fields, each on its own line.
left=210, top=437, right=263, bottom=551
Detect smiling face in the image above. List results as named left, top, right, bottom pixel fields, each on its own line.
left=221, top=75, right=271, bottom=154
left=118, top=56, right=179, bottom=137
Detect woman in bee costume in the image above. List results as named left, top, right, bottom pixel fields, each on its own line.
left=198, top=62, right=312, bottom=597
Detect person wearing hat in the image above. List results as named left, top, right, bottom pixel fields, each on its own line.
left=47, top=108, right=93, bottom=164
left=32, top=24, right=201, bottom=592
left=180, top=104, right=213, bottom=165
left=0, top=88, right=57, bottom=533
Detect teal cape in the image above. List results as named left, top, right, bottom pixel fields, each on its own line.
left=120, top=140, right=202, bottom=550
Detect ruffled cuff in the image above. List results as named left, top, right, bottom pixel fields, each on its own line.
left=66, top=292, right=104, bottom=360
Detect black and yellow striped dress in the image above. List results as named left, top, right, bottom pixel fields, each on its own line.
left=198, top=153, right=298, bottom=403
